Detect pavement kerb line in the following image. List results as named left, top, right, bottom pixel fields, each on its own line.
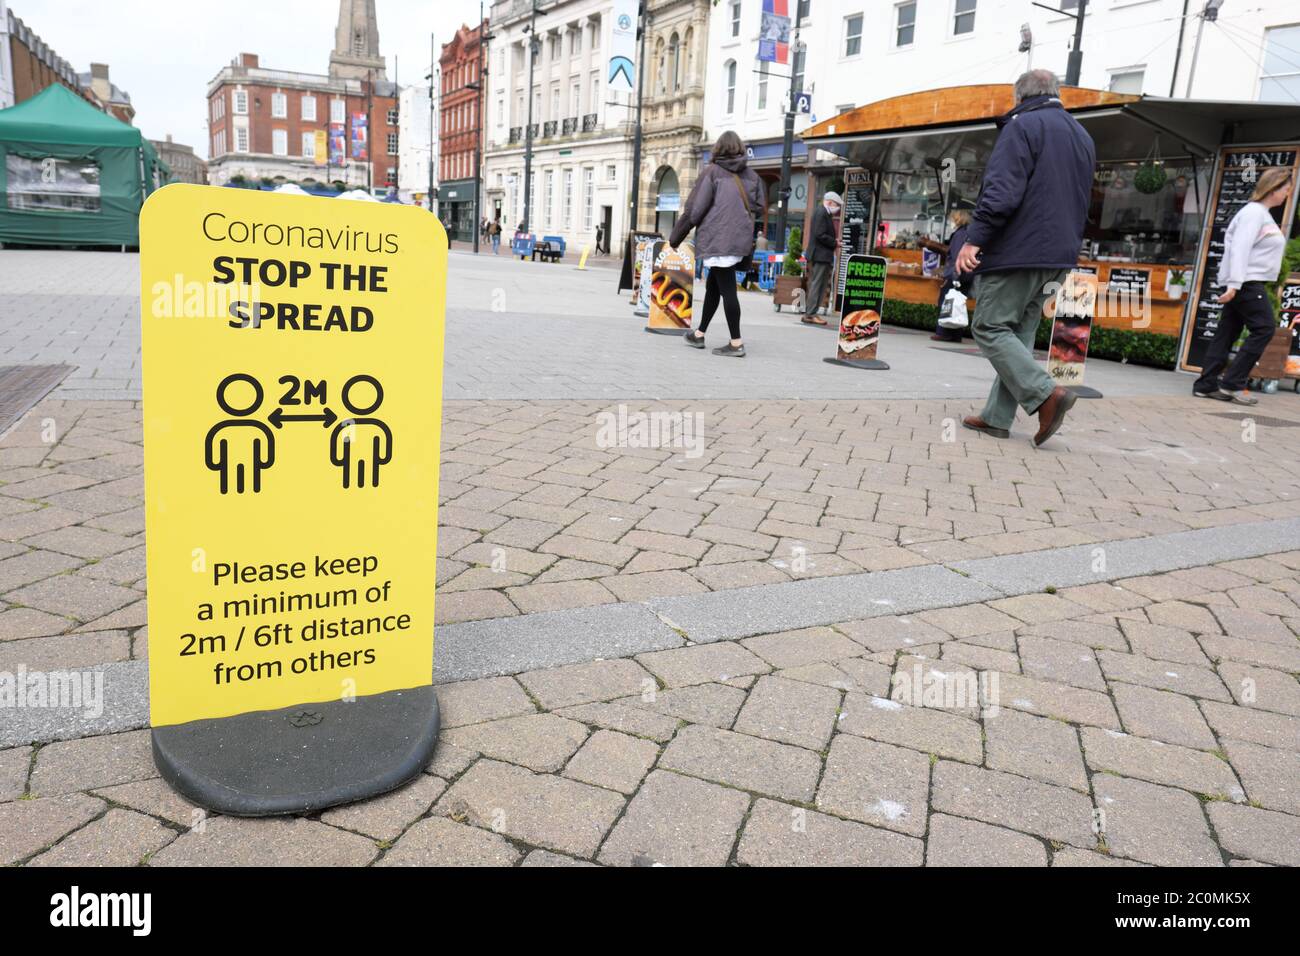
left=5, top=514, right=1298, bottom=750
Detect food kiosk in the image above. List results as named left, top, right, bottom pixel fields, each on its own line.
left=800, top=86, right=1300, bottom=370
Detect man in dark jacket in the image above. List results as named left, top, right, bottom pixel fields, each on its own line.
left=802, top=191, right=841, bottom=325
left=956, top=70, right=1096, bottom=447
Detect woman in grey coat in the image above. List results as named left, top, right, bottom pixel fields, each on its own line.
left=669, top=131, right=765, bottom=356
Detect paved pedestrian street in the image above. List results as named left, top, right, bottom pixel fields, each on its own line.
left=2, top=251, right=1299, bottom=867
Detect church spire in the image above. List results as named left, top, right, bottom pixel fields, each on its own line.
left=329, top=0, right=387, bottom=81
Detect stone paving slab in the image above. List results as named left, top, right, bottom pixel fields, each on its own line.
left=0, top=547, right=1297, bottom=866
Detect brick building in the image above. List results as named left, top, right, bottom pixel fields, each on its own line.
left=205, top=0, right=398, bottom=191
left=439, top=22, right=486, bottom=242
left=1, top=2, right=126, bottom=115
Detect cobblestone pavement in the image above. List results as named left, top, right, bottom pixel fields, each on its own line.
left=3, top=553, right=1299, bottom=866
left=1, top=250, right=1298, bottom=866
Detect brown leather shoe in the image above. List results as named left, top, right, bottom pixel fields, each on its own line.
left=1033, top=386, right=1077, bottom=447
left=962, top=416, right=1009, bottom=439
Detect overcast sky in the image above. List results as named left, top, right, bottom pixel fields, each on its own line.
left=14, top=0, right=486, bottom=157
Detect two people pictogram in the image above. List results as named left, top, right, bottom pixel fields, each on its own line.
left=204, top=372, right=392, bottom=494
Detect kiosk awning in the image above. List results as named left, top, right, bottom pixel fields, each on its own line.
left=803, top=85, right=1300, bottom=170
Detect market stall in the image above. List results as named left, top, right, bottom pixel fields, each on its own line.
left=0, top=83, right=169, bottom=248
left=801, top=85, right=1300, bottom=371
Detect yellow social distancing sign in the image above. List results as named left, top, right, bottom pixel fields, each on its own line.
left=141, top=184, right=445, bottom=730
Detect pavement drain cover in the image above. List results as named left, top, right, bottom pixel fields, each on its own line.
left=0, top=364, right=74, bottom=437
left=1206, top=412, right=1300, bottom=428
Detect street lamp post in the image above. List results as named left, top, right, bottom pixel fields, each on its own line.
left=627, top=1, right=649, bottom=235
left=1185, top=0, right=1226, bottom=98
left=427, top=33, right=436, bottom=213
left=774, top=5, right=805, bottom=255
left=522, top=0, right=539, bottom=234
left=471, top=4, right=489, bottom=253
left=1030, top=0, right=1089, bottom=85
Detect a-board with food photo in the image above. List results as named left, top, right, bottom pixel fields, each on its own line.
left=646, top=240, right=694, bottom=335
left=825, top=253, right=889, bottom=370
left=629, top=232, right=658, bottom=306
left=1047, top=270, right=1099, bottom=388
left=634, top=237, right=658, bottom=316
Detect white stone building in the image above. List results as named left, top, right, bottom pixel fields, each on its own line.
left=483, top=0, right=636, bottom=248
left=702, top=0, right=1300, bottom=242
left=398, top=84, right=436, bottom=208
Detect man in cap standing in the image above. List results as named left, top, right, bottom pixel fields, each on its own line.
left=801, top=191, right=842, bottom=326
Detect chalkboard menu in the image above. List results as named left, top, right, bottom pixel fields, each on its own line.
left=835, top=168, right=873, bottom=310
left=1180, top=147, right=1300, bottom=372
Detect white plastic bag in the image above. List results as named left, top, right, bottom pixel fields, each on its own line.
left=938, top=284, right=969, bottom=329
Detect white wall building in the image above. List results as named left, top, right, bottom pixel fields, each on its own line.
left=398, top=84, right=436, bottom=207
left=702, top=0, right=1300, bottom=240
left=484, top=0, right=636, bottom=247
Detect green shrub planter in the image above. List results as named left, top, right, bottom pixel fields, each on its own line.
left=881, top=297, right=1179, bottom=370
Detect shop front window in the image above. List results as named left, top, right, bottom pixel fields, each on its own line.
left=1087, top=160, right=1206, bottom=265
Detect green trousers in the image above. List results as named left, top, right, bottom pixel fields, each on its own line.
left=971, top=268, right=1066, bottom=429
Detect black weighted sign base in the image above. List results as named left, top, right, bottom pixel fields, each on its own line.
left=645, top=326, right=689, bottom=336
left=1068, top=385, right=1103, bottom=399
left=823, top=357, right=890, bottom=370
left=152, top=685, right=440, bottom=817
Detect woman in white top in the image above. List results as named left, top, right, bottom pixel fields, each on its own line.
left=1194, top=166, right=1293, bottom=405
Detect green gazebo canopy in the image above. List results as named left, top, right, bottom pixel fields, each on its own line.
left=0, top=83, right=170, bottom=247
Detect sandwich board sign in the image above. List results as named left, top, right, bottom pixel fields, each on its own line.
left=1047, top=270, right=1102, bottom=398
left=825, top=253, right=889, bottom=370
left=140, top=184, right=446, bottom=815
left=646, top=240, right=694, bottom=335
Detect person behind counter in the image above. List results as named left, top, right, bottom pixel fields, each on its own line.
left=933, top=209, right=973, bottom=343
left=1193, top=166, right=1294, bottom=405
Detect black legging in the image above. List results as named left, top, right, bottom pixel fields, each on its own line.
left=698, top=265, right=742, bottom=340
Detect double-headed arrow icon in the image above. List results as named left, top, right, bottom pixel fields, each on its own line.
left=269, top=406, right=338, bottom=429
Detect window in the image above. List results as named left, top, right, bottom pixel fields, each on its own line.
left=1261, top=25, right=1300, bottom=103
left=301, top=95, right=316, bottom=121
left=544, top=169, right=555, bottom=226
left=331, top=98, right=345, bottom=124
left=590, top=72, right=600, bottom=112
left=563, top=168, right=574, bottom=227
left=387, top=167, right=397, bottom=187
left=271, top=92, right=287, bottom=118
left=606, top=163, right=617, bottom=182
left=725, top=60, right=737, bottom=113
left=757, top=61, right=769, bottom=110
left=387, top=108, right=398, bottom=125
left=896, top=2, right=916, bottom=47
left=953, top=0, right=976, bottom=36
left=669, top=34, right=681, bottom=91
left=272, top=129, right=288, bottom=156
left=844, top=15, right=863, bottom=57
left=584, top=166, right=594, bottom=229
left=235, top=127, right=249, bottom=152
left=730, top=2, right=742, bottom=38
left=301, top=131, right=315, bottom=158
left=1108, top=69, right=1144, bottom=95
left=571, top=82, right=581, bottom=116
left=498, top=97, right=505, bottom=125
left=388, top=132, right=399, bottom=155
left=233, top=90, right=248, bottom=114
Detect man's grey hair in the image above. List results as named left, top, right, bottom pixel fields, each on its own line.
left=1014, top=69, right=1061, bottom=103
